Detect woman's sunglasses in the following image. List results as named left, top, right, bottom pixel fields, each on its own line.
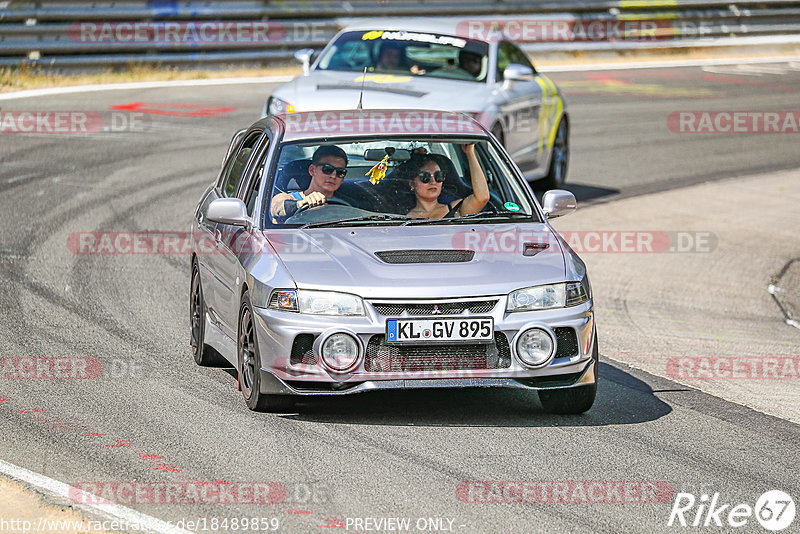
left=417, top=171, right=446, bottom=184
left=318, top=163, right=347, bottom=179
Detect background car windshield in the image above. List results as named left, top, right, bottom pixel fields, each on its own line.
left=266, top=138, right=536, bottom=227
left=317, top=31, right=490, bottom=82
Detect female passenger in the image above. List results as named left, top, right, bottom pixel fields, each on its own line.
left=404, top=145, right=490, bottom=219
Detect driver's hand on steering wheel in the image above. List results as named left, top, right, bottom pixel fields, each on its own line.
left=298, top=191, right=327, bottom=208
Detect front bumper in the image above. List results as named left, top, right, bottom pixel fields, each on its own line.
left=252, top=297, right=596, bottom=396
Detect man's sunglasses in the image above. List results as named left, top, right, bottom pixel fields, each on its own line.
left=417, top=171, right=446, bottom=184
left=317, top=163, right=347, bottom=178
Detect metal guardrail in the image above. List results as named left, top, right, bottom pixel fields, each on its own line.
left=1, top=1, right=799, bottom=69
left=3, top=1, right=799, bottom=20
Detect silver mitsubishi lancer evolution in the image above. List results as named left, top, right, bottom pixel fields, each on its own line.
left=190, top=109, right=596, bottom=414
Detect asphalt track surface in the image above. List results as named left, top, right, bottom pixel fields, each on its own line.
left=0, top=62, right=799, bottom=533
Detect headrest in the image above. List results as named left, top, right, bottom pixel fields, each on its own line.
left=276, top=158, right=312, bottom=192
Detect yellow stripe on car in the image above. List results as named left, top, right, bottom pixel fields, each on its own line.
left=354, top=74, right=412, bottom=84
left=534, top=75, right=564, bottom=155
left=617, top=11, right=678, bottom=20
left=619, top=0, right=677, bottom=7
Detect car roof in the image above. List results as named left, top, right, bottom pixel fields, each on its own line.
left=270, top=109, right=489, bottom=142
left=338, top=18, right=489, bottom=44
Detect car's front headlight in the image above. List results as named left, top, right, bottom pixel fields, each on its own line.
left=267, top=96, right=295, bottom=116
left=268, top=289, right=365, bottom=316
left=507, top=280, right=590, bottom=312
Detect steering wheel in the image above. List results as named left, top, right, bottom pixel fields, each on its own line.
left=337, top=56, right=364, bottom=70
left=293, top=196, right=353, bottom=216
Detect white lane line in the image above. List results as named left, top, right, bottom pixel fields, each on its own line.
left=0, top=75, right=295, bottom=101
left=0, top=458, right=192, bottom=534
left=540, top=55, right=800, bottom=72
left=5, top=173, right=37, bottom=184
left=0, top=55, right=798, bottom=101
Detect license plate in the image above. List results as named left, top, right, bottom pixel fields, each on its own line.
left=386, top=317, right=494, bottom=344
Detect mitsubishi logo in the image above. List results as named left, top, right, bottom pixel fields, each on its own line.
left=432, top=305, right=442, bottom=315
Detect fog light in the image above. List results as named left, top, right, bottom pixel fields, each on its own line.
left=516, top=328, right=554, bottom=367
left=320, top=333, right=360, bottom=373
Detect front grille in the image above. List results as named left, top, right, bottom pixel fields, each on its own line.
left=375, top=249, right=474, bottom=264
left=290, top=334, right=316, bottom=365
left=372, top=300, right=497, bottom=316
left=554, top=327, right=579, bottom=358
left=364, top=333, right=511, bottom=372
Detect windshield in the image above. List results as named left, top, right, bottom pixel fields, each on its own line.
left=316, top=30, right=490, bottom=82
left=264, top=137, right=539, bottom=228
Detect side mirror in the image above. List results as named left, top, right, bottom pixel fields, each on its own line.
left=542, top=189, right=577, bottom=219
left=207, top=198, right=251, bottom=228
left=294, top=48, right=315, bottom=76
left=502, top=63, right=534, bottom=89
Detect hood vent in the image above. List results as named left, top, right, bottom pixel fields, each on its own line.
left=523, top=242, right=550, bottom=256
left=375, top=249, right=474, bottom=264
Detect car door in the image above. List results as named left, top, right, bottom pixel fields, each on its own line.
left=195, top=129, right=246, bottom=328
left=496, top=41, right=542, bottom=172
left=203, top=130, right=264, bottom=338
left=214, top=130, right=272, bottom=337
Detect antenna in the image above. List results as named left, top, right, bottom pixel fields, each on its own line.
left=357, top=66, right=367, bottom=110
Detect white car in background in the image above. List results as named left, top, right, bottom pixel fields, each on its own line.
left=263, top=21, right=569, bottom=189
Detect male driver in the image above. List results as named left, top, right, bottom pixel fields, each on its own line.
left=434, top=50, right=483, bottom=80
left=376, top=41, right=426, bottom=75
left=458, top=50, right=483, bottom=78
left=270, top=145, right=348, bottom=219
left=376, top=42, right=404, bottom=71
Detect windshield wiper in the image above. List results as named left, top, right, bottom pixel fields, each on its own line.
left=403, top=212, right=535, bottom=225
left=299, top=214, right=419, bottom=229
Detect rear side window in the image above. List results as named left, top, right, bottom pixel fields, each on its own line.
left=219, top=132, right=261, bottom=198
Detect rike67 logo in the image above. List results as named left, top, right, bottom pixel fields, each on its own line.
left=669, top=490, right=795, bottom=531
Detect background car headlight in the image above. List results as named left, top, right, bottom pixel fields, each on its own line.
left=267, top=96, right=294, bottom=115
left=320, top=333, right=360, bottom=372
left=516, top=328, right=554, bottom=367
left=507, top=281, right=590, bottom=312
left=269, top=290, right=365, bottom=316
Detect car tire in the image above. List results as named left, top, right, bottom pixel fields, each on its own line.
left=238, top=291, right=295, bottom=413
left=535, top=118, right=568, bottom=191
left=538, top=334, right=597, bottom=414
left=190, top=261, right=222, bottom=366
